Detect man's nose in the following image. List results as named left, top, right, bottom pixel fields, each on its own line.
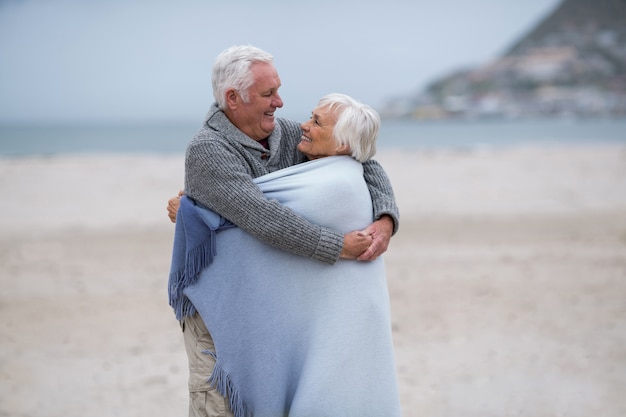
left=273, top=94, right=284, bottom=108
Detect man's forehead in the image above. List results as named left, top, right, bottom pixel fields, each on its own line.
left=251, top=61, right=277, bottom=75
left=251, top=63, right=281, bottom=90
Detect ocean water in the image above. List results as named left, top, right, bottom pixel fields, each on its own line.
left=0, top=118, right=625, bottom=157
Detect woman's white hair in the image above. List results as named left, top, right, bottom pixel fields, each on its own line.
left=318, top=93, right=380, bottom=162
left=211, top=45, right=274, bottom=109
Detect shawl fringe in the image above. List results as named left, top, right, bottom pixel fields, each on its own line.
left=205, top=351, right=253, bottom=417
left=168, top=196, right=233, bottom=321
left=168, top=237, right=215, bottom=320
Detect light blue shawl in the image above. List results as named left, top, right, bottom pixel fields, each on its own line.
left=169, top=156, right=401, bottom=417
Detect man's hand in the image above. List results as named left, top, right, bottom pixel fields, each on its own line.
left=167, top=190, right=184, bottom=223
left=340, top=230, right=373, bottom=260
left=357, top=215, right=394, bottom=261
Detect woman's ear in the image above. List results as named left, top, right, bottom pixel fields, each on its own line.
left=336, top=144, right=352, bottom=156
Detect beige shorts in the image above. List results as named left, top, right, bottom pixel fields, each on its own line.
left=182, top=313, right=234, bottom=417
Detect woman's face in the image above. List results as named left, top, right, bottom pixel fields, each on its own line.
left=298, top=104, right=348, bottom=160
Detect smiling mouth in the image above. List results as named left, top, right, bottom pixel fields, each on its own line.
left=300, top=134, right=311, bottom=142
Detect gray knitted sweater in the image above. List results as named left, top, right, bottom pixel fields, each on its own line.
left=184, top=103, right=399, bottom=265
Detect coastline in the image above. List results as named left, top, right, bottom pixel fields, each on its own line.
left=1, top=144, right=625, bottom=416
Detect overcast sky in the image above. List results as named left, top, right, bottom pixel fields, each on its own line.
left=0, top=0, right=562, bottom=123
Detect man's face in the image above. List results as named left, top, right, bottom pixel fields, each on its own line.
left=232, top=62, right=284, bottom=141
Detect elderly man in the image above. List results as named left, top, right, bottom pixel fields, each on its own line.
left=169, top=45, right=399, bottom=417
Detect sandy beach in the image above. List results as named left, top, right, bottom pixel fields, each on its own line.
left=1, top=144, right=625, bottom=417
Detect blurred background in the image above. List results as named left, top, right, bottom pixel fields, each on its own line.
left=1, top=0, right=624, bottom=154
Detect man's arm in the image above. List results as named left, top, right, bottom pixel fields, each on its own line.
left=185, top=139, right=346, bottom=264
left=358, top=159, right=400, bottom=260
left=362, top=159, right=399, bottom=233
left=170, top=154, right=398, bottom=262
left=167, top=192, right=372, bottom=259
left=172, top=152, right=398, bottom=262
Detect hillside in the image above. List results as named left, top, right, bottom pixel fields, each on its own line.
left=383, top=0, right=626, bottom=119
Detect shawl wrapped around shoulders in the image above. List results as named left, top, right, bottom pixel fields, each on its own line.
left=169, top=155, right=401, bottom=417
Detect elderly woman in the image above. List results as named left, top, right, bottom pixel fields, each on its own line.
left=169, top=94, right=401, bottom=417
left=296, top=93, right=378, bottom=162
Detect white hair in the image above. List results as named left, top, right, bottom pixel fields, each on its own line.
left=317, top=93, right=380, bottom=162
left=211, top=45, right=274, bottom=109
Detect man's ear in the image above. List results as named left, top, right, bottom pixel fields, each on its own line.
left=225, top=88, right=239, bottom=110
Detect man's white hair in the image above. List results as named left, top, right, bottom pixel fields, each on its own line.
left=211, top=45, right=274, bottom=109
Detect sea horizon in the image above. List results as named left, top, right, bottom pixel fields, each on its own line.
left=1, top=117, right=625, bottom=157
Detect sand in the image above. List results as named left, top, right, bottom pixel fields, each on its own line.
left=1, top=144, right=625, bottom=417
